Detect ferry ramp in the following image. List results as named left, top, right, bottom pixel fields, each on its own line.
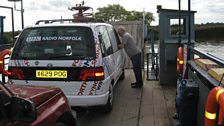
left=77, top=69, right=176, bottom=126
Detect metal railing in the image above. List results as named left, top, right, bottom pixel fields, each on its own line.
left=187, top=45, right=224, bottom=88
left=0, top=43, right=14, bottom=52
left=146, top=52, right=159, bottom=80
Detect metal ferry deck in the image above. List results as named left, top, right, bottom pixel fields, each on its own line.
left=78, top=70, right=176, bottom=126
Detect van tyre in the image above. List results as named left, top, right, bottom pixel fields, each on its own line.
left=102, top=84, right=113, bottom=113
left=119, top=69, right=125, bottom=80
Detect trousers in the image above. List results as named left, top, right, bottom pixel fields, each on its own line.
left=131, top=53, right=143, bottom=85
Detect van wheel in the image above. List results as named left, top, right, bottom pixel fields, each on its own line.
left=55, top=122, right=67, bottom=126
left=119, top=69, right=125, bottom=80
left=102, top=84, right=113, bottom=113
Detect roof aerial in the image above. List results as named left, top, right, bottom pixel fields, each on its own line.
left=35, top=1, right=103, bottom=25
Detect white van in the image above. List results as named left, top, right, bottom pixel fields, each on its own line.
left=4, top=22, right=125, bottom=112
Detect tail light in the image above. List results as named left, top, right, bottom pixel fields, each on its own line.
left=8, top=68, right=25, bottom=80
left=79, top=67, right=104, bottom=81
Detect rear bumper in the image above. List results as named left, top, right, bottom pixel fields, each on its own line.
left=67, top=91, right=109, bottom=107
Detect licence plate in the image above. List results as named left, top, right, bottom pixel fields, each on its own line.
left=36, top=70, right=67, bottom=78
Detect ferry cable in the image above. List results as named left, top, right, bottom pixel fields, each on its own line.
left=162, top=87, right=172, bottom=125
left=218, top=73, right=224, bottom=86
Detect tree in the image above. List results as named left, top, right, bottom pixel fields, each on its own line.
left=94, top=4, right=154, bottom=25
left=126, top=11, right=154, bottom=25
left=94, top=4, right=128, bottom=22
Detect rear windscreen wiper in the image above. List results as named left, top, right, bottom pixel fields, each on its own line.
left=48, top=55, right=85, bottom=59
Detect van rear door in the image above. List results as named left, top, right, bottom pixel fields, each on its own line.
left=9, top=26, right=97, bottom=82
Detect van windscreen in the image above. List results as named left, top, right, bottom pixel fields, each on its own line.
left=11, top=27, right=96, bottom=60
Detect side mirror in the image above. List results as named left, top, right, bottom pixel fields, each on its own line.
left=14, top=35, right=19, bottom=42
left=98, top=34, right=102, bottom=43
left=98, top=34, right=106, bottom=57
left=10, top=96, right=37, bottom=122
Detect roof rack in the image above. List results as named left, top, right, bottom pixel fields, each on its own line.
left=35, top=19, right=73, bottom=25
left=35, top=18, right=104, bottom=25
left=35, top=1, right=104, bottom=25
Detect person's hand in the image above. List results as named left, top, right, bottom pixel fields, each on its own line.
left=118, top=44, right=124, bottom=49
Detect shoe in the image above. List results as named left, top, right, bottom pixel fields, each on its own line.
left=173, top=113, right=179, bottom=119
left=131, top=82, right=137, bottom=86
left=131, top=84, right=143, bottom=88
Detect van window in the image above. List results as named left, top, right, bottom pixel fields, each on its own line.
left=11, top=27, right=95, bottom=60
left=106, top=26, right=121, bottom=52
left=96, top=26, right=113, bottom=57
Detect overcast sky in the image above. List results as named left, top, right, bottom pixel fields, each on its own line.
left=1, top=0, right=224, bottom=31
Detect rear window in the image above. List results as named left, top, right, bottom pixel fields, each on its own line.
left=11, top=26, right=95, bottom=60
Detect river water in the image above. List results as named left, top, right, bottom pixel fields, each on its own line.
left=195, top=42, right=224, bottom=60
left=149, top=42, right=224, bottom=59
